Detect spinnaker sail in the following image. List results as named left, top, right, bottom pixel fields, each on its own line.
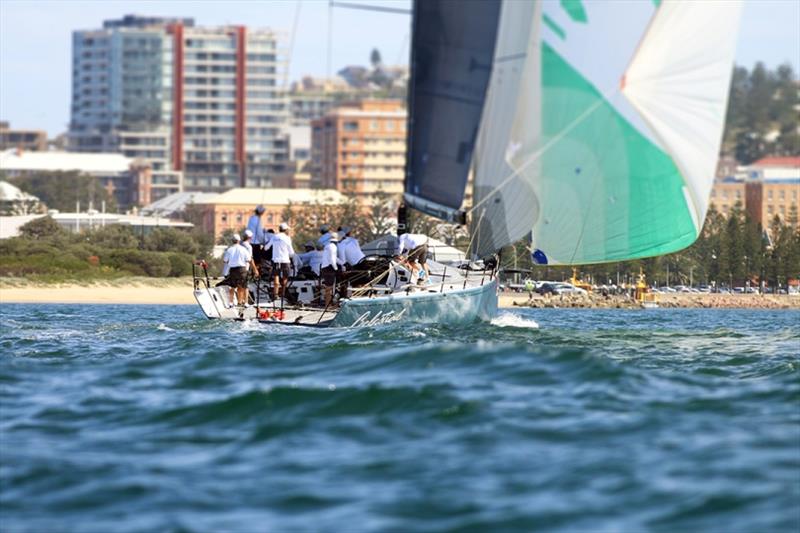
left=403, top=0, right=502, bottom=223
left=469, top=0, right=743, bottom=264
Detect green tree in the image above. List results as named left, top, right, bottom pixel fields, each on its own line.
left=10, top=171, right=117, bottom=213
left=18, top=216, right=65, bottom=240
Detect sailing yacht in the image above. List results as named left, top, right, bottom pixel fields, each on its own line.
left=193, top=0, right=743, bottom=327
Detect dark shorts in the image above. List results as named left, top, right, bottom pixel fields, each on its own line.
left=274, top=262, right=291, bottom=279
left=321, top=265, right=337, bottom=287
left=408, top=244, right=428, bottom=265
left=229, top=266, right=248, bottom=288
left=252, top=244, right=264, bottom=264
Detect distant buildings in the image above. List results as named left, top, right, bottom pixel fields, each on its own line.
left=188, top=187, right=346, bottom=240
left=709, top=156, right=800, bottom=230
left=0, top=149, right=177, bottom=208
left=68, top=15, right=289, bottom=193
left=311, top=100, right=406, bottom=197
left=0, top=122, right=47, bottom=152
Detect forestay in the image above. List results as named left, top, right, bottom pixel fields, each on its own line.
left=469, top=0, right=742, bottom=264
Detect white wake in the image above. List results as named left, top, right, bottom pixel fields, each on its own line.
left=490, top=312, right=539, bottom=329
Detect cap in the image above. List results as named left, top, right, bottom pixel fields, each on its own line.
left=232, top=233, right=241, bottom=242
left=341, top=226, right=352, bottom=235
left=329, top=233, right=340, bottom=242
left=244, top=229, right=254, bottom=238
left=319, top=224, right=330, bottom=234
left=304, top=240, right=315, bottom=249
left=255, top=205, right=265, bottom=214
left=279, top=222, right=290, bottom=231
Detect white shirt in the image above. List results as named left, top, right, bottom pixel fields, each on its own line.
left=227, top=243, right=251, bottom=268
left=222, top=245, right=236, bottom=276
left=247, top=214, right=264, bottom=244
left=338, top=236, right=365, bottom=266
left=321, top=242, right=340, bottom=270
left=265, top=232, right=295, bottom=263
left=298, top=250, right=323, bottom=276
left=397, top=233, right=428, bottom=255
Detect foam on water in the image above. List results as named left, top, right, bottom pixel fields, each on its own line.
left=491, top=311, right=540, bottom=329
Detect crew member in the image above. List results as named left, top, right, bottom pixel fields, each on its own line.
left=218, top=233, right=240, bottom=293
left=247, top=205, right=266, bottom=263
left=298, top=241, right=323, bottom=277
left=337, top=226, right=365, bottom=269
left=397, top=232, right=430, bottom=282
left=320, top=233, right=341, bottom=307
left=227, top=235, right=257, bottom=307
left=318, top=224, right=334, bottom=247
left=265, top=222, right=295, bottom=301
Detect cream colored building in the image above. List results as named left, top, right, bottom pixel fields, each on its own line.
left=311, top=100, right=406, bottom=197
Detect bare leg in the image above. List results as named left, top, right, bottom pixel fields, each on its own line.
left=229, top=286, right=236, bottom=306
left=274, top=274, right=281, bottom=300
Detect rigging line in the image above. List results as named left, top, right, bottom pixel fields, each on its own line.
left=466, top=91, right=612, bottom=217
left=330, top=1, right=411, bottom=15
left=465, top=207, right=487, bottom=259
left=283, top=0, right=303, bottom=90
left=326, top=0, right=333, bottom=79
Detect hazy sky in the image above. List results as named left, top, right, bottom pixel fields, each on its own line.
left=1, top=0, right=798, bottom=136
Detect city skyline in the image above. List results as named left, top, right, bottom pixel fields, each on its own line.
left=1, top=0, right=799, bottom=137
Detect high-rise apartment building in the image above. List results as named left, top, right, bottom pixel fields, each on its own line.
left=69, top=15, right=289, bottom=194
left=310, top=100, right=406, bottom=197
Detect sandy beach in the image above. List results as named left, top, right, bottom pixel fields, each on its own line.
left=0, top=278, right=196, bottom=305
left=2, top=279, right=798, bottom=309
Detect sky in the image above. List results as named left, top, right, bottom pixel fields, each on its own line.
left=1, top=0, right=798, bottom=137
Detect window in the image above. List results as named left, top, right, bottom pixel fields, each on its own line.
left=779, top=190, right=785, bottom=200
left=768, top=190, right=773, bottom=200
left=343, top=121, right=358, bottom=131
left=386, top=120, right=395, bottom=131
left=370, top=120, right=378, bottom=131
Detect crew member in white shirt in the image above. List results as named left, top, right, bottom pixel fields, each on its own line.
left=297, top=241, right=323, bottom=277
left=337, top=226, right=366, bottom=269
left=320, top=233, right=341, bottom=307
left=264, top=222, right=295, bottom=300
left=397, top=232, right=430, bottom=281
left=227, top=235, right=257, bottom=307
left=219, top=234, right=239, bottom=301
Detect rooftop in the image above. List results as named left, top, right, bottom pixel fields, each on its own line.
left=0, top=149, right=137, bottom=173
left=0, top=181, right=40, bottom=202
left=194, top=188, right=346, bottom=206
left=751, top=156, right=800, bottom=168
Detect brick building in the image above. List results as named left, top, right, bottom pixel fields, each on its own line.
left=311, top=100, right=406, bottom=197
left=189, top=187, right=345, bottom=240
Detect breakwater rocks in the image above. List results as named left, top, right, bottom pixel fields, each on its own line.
left=507, top=293, right=800, bottom=310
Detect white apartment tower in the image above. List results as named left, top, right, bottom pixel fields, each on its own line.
left=69, top=15, right=289, bottom=194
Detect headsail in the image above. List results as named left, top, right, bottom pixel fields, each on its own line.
left=404, top=0, right=502, bottom=223
left=470, top=0, right=743, bottom=263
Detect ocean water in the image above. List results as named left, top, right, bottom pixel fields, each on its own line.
left=1, top=304, right=798, bottom=533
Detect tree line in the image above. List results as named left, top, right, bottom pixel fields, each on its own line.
left=0, top=216, right=213, bottom=281
left=724, top=62, right=799, bottom=164
left=500, top=203, right=800, bottom=291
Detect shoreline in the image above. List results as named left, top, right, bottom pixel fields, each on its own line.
left=1, top=280, right=798, bottom=309
left=498, top=292, right=800, bottom=310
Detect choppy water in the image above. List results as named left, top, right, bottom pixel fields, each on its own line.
left=1, top=304, right=798, bottom=532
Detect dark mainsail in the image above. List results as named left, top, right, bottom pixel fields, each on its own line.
left=403, top=0, right=502, bottom=223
